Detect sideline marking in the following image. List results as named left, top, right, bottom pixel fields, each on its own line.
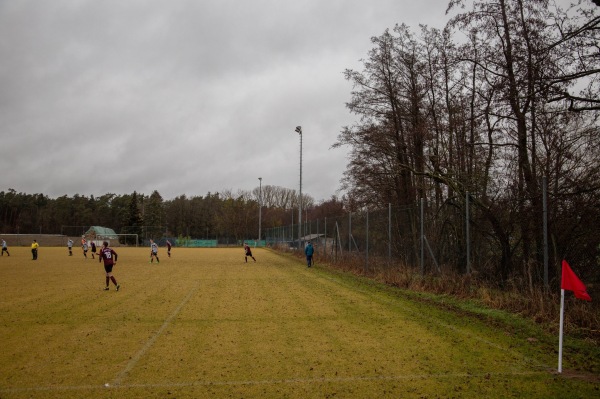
left=111, top=284, right=199, bottom=386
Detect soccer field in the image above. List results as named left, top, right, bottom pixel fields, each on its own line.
left=0, top=247, right=595, bottom=398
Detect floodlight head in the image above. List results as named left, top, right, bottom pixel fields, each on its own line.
left=295, top=126, right=302, bottom=134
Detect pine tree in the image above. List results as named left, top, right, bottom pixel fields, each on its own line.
left=124, top=191, right=143, bottom=245
left=145, top=190, right=164, bottom=240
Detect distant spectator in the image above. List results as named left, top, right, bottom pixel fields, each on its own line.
left=305, top=241, right=314, bottom=267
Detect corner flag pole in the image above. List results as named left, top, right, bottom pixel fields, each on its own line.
left=558, top=288, right=565, bottom=373
left=558, top=259, right=592, bottom=373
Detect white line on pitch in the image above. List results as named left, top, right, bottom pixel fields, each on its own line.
left=111, top=284, right=199, bottom=386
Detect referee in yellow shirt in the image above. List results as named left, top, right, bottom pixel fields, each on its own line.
left=31, top=239, right=39, bottom=260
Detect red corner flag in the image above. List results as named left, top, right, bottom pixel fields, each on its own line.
left=561, top=260, right=592, bottom=301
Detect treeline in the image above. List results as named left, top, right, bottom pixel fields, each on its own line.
left=335, top=0, right=600, bottom=284
left=2, top=1, right=599, bottom=288
left=0, top=186, right=345, bottom=242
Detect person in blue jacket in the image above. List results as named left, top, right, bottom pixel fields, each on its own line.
left=305, top=241, right=314, bottom=267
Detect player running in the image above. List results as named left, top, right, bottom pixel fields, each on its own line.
left=1, top=239, right=9, bottom=256
left=82, top=237, right=88, bottom=259
left=67, top=239, right=73, bottom=256
left=166, top=240, right=172, bottom=257
left=90, top=241, right=97, bottom=259
left=99, top=241, right=120, bottom=291
left=149, top=239, right=160, bottom=263
left=243, top=242, right=256, bottom=263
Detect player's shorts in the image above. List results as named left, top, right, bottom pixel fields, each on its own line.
left=245, top=250, right=252, bottom=256
left=104, top=264, right=114, bottom=273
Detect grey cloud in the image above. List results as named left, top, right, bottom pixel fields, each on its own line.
left=0, top=0, right=450, bottom=201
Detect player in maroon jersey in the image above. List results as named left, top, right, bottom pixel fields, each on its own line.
left=99, top=241, right=120, bottom=291
left=243, top=242, right=256, bottom=263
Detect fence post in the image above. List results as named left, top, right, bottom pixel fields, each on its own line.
left=543, top=176, right=549, bottom=289
left=365, top=209, right=369, bottom=273
left=316, top=218, right=319, bottom=253
left=466, top=191, right=470, bottom=275
left=388, top=203, right=392, bottom=265
left=324, top=217, right=327, bottom=260
left=348, top=212, right=352, bottom=253
left=420, top=198, right=424, bottom=276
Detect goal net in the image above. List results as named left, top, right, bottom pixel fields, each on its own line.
left=94, top=234, right=139, bottom=247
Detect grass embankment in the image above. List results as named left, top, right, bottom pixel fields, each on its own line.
left=0, top=247, right=598, bottom=398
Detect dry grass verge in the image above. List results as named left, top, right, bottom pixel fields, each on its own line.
left=312, top=253, right=598, bottom=336
left=286, top=250, right=600, bottom=372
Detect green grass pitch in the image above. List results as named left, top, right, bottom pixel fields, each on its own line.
left=0, top=246, right=596, bottom=398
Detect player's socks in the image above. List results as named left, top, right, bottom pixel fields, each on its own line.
left=106, top=276, right=110, bottom=286
left=110, top=276, right=117, bottom=285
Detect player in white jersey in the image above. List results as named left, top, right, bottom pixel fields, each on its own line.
left=1, top=239, right=9, bottom=256
left=149, top=239, right=160, bottom=263
left=82, top=237, right=88, bottom=259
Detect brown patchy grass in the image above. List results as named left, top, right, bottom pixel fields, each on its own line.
left=0, top=247, right=598, bottom=398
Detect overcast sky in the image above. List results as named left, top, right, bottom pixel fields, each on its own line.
left=0, top=0, right=451, bottom=202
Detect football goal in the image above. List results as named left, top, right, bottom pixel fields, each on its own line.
left=94, top=234, right=139, bottom=247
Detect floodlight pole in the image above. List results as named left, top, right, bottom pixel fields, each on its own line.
left=295, top=126, right=303, bottom=250
left=258, top=177, right=262, bottom=243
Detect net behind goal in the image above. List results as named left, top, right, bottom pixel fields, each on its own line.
left=95, top=234, right=139, bottom=247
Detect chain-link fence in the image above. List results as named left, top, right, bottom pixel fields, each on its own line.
left=263, top=189, right=578, bottom=288
left=264, top=203, right=432, bottom=274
